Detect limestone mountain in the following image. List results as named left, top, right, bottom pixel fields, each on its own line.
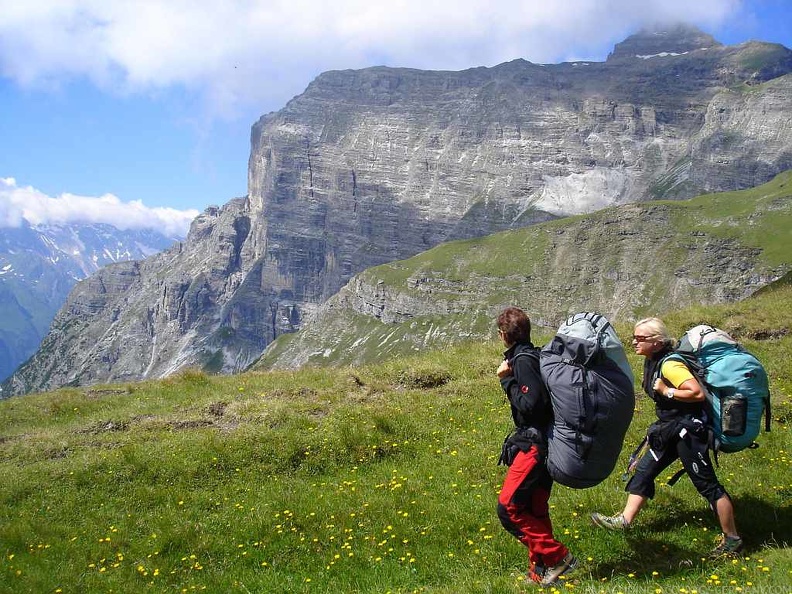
left=5, top=25, right=792, bottom=395
left=0, top=223, right=178, bottom=385
left=255, top=171, right=792, bottom=371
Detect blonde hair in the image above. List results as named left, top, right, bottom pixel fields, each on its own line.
left=634, top=317, right=676, bottom=347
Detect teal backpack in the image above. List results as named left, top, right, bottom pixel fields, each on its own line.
left=675, top=325, right=771, bottom=453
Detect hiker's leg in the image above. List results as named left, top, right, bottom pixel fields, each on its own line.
left=622, top=493, right=648, bottom=524
left=526, top=468, right=569, bottom=567
left=677, top=434, right=738, bottom=537
left=714, top=494, right=739, bottom=538
left=497, top=447, right=567, bottom=567
left=623, top=444, right=677, bottom=522
left=498, top=448, right=542, bottom=542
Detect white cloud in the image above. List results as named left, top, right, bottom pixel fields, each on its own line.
left=0, top=0, right=743, bottom=117
left=0, top=177, right=199, bottom=237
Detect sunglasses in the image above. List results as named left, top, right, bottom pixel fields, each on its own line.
left=632, top=335, right=654, bottom=343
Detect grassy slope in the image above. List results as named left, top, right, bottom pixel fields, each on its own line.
left=1, top=284, right=790, bottom=594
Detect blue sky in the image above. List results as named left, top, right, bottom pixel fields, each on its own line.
left=1, top=0, right=790, bottom=236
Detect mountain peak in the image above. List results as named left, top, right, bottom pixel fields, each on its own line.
left=607, top=23, right=722, bottom=61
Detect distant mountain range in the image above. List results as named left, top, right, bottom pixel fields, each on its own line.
left=0, top=222, right=179, bottom=384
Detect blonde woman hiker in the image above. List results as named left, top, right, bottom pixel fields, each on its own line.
left=591, top=317, right=743, bottom=558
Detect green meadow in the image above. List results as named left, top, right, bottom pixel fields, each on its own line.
left=1, top=284, right=790, bottom=594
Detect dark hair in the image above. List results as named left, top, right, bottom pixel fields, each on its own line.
left=497, top=307, right=531, bottom=345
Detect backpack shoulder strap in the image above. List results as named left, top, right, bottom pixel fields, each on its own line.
left=512, top=348, right=540, bottom=363
left=662, top=351, right=705, bottom=382
left=651, top=352, right=684, bottom=383
left=511, top=349, right=541, bottom=377
left=765, top=391, right=772, bottom=432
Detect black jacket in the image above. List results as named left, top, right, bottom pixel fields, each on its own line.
left=500, top=342, right=552, bottom=434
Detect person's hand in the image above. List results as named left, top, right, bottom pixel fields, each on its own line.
left=497, top=360, right=512, bottom=378
left=652, top=378, right=665, bottom=393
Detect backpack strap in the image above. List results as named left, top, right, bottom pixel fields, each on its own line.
left=498, top=428, right=544, bottom=466
left=511, top=349, right=540, bottom=365
left=644, top=352, right=681, bottom=402
left=667, top=467, right=687, bottom=486
left=666, top=416, right=719, bottom=487
left=765, top=391, right=772, bottom=432
left=621, top=434, right=648, bottom=481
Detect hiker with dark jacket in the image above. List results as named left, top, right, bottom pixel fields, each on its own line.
left=496, top=307, right=577, bottom=586
left=591, top=317, right=743, bottom=558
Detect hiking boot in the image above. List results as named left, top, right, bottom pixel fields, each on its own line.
left=710, top=535, right=744, bottom=559
left=540, top=552, right=578, bottom=586
left=591, top=512, right=629, bottom=531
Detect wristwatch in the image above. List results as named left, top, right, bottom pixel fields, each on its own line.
left=666, top=388, right=676, bottom=399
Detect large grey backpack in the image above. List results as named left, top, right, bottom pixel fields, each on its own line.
left=540, top=312, right=635, bottom=489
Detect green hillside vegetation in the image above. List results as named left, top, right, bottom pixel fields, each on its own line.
left=672, top=173, right=792, bottom=267
left=256, top=171, right=792, bottom=372
left=1, top=282, right=790, bottom=593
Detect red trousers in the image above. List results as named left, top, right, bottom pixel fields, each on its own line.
left=497, top=446, right=568, bottom=569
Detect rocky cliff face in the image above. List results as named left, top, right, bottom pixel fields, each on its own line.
left=255, top=173, right=792, bottom=371
left=6, top=26, right=792, bottom=395
left=3, top=201, right=268, bottom=392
